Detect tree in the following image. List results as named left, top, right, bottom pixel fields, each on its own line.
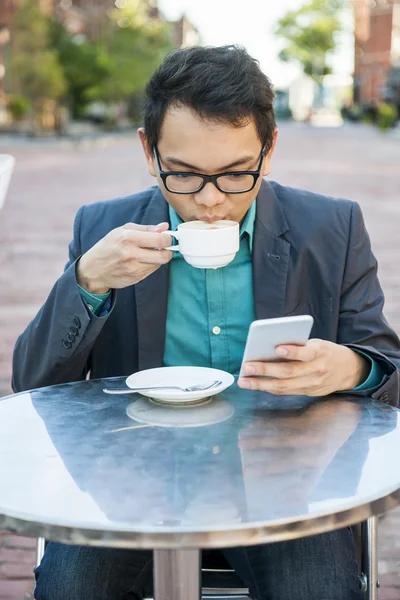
left=51, top=0, right=173, bottom=119
left=10, top=0, right=66, bottom=112
left=275, top=0, right=345, bottom=91
left=8, top=0, right=175, bottom=127
left=49, top=21, right=112, bottom=118
left=97, top=0, right=173, bottom=108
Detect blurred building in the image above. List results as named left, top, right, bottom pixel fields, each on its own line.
left=353, top=0, right=400, bottom=104
left=0, top=0, right=199, bottom=45
left=170, top=14, right=200, bottom=48
left=287, top=76, right=315, bottom=121
left=0, top=0, right=199, bottom=105
left=0, top=0, right=16, bottom=28
left=54, top=0, right=112, bottom=40
left=54, top=0, right=199, bottom=46
left=0, top=0, right=54, bottom=22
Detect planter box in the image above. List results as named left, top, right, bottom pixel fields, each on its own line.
left=0, top=155, right=15, bottom=212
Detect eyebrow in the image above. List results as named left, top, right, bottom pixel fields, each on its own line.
left=163, top=154, right=257, bottom=172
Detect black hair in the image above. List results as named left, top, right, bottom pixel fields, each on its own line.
left=143, top=45, right=276, bottom=151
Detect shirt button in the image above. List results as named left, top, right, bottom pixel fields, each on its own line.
left=87, top=304, right=94, bottom=312
left=212, top=326, right=221, bottom=335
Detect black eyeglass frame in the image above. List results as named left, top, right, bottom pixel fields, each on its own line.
left=153, top=145, right=267, bottom=195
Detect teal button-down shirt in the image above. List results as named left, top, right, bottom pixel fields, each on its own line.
left=163, top=203, right=256, bottom=376
left=78, top=201, right=382, bottom=389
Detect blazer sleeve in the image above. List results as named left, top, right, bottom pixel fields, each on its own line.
left=11, top=205, right=115, bottom=393
left=338, top=201, right=400, bottom=406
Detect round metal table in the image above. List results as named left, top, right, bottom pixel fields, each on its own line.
left=1, top=378, right=400, bottom=600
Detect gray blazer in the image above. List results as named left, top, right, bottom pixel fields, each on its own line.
left=12, top=180, right=400, bottom=406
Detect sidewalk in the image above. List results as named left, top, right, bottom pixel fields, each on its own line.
left=0, top=129, right=137, bottom=152
left=0, top=535, right=35, bottom=599
left=0, top=122, right=400, bottom=599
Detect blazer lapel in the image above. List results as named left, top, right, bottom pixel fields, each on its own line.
left=135, top=187, right=170, bottom=371
left=253, top=180, right=291, bottom=319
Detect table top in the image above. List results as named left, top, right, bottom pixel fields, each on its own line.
left=1, top=378, right=400, bottom=549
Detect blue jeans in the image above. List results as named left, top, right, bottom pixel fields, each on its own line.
left=34, top=528, right=364, bottom=600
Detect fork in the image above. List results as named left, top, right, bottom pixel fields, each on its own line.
left=103, top=380, right=222, bottom=395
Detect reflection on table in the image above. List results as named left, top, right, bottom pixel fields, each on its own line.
left=0, top=378, right=399, bottom=548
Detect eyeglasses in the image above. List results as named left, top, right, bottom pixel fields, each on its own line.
left=154, top=146, right=267, bottom=195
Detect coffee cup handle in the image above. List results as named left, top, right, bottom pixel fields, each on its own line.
left=164, top=230, right=180, bottom=252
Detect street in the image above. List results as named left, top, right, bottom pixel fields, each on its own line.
left=0, top=122, right=400, bottom=599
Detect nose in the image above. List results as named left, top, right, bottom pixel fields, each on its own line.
left=193, top=182, right=226, bottom=208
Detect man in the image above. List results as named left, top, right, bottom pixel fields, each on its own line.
left=13, top=45, right=400, bottom=600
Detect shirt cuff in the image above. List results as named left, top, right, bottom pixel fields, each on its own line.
left=78, top=285, right=111, bottom=316
left=350, top=350, right=384, bottom=391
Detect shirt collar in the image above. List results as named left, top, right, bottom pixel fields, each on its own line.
left=240, top=200, right=256, bottom=252
left=168, top=200, right=256, bottom=253
left=169, top=204, right=183, bottom=231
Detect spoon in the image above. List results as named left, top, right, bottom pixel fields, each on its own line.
left=103, top=380, right=222, bottom=395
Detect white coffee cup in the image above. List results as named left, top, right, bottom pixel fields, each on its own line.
left=165, top=220, right=240, bottom=269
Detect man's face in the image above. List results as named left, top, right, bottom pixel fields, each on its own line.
left=139, top=105, right=277, bottom=224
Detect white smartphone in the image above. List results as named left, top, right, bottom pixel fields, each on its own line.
left=239, top=315, right=314, bottom=376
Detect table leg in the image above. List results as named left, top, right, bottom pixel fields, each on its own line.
left=153, top=548, right=201, bottom=600
left=362, top=516, right=379, bottom=600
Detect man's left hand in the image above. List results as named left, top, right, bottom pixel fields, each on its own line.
left=238, top=339, right=370, bottom=396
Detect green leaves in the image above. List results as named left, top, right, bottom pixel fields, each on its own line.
left=275, top=0, right=345, bottom=83
left=50, top=21, right=111, bottom=116
left=9, top=0, right=174, bottom=118
left=96, top=20, right=172, bottom=104
left=10, top=0, right=67, bottom=103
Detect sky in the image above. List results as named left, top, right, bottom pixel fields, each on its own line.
left=158, top=0, right=355, bottom=89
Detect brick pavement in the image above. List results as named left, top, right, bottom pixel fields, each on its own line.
left=0, top=123, right=399, bottom=598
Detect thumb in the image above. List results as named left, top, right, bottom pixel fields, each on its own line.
left=154, top=222, right=170, bottom=232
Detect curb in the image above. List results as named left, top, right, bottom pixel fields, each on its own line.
left=0, top=130, right=137, bottom=150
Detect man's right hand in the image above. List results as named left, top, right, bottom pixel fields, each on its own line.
left=76, top=222, right=173, bottom=294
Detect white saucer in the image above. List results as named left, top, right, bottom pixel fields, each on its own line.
left=125, top=366, right=234, bottom=404
left=126, top=396, right=234, bottom=428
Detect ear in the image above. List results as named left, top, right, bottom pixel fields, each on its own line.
left=138, top=128, right=157, bottom=177
left=262, top=128, right=279, bottom=176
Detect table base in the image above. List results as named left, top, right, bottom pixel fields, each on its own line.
left=363, top=516, right=379, bottom=600
left=153, top=549, right=201, bottom=600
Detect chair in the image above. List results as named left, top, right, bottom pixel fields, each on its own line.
left=0, top=154, right=15, bottom=212
left=34, top=539, right=250, bottom=599
left=35, top=517, right=379, bottom=599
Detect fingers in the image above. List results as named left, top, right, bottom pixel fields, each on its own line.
left=238, top=339, right=335, bottom=397
left=121, top=225, right=172, bottom=250
left=275, top=339, right=322, bottom=362
left=136, top=247, right=173, bottom=265
left=242, top=359, right=316, bottom=379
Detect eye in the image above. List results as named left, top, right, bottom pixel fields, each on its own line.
left=226, top=173, right=247, bottom=181
left=175, top=174, right=196, bottom=180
